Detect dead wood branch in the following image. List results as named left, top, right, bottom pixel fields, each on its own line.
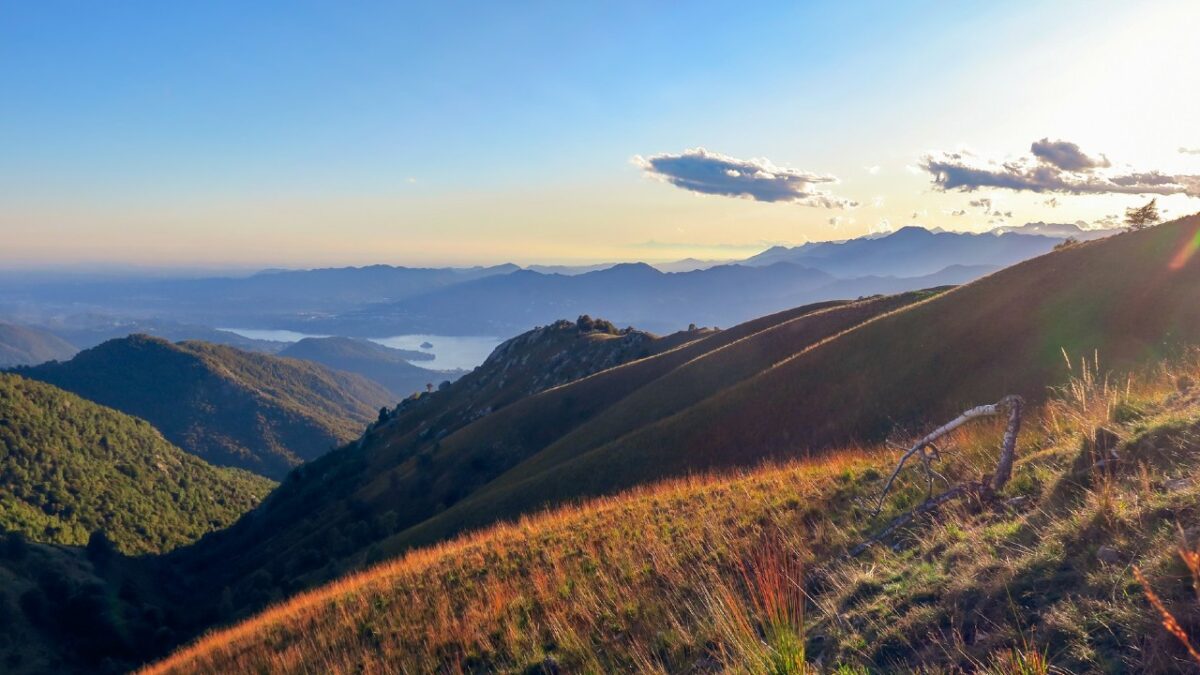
left=850, top=483, right=981, bottom=557
left=855, top=395, right=1024, bottom=556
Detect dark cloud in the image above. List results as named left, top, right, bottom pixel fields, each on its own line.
left=922, top=139, right=1200, bottom=197
left=634, top=148, right=857, bottom=208
left=1030, top=138, right=1109, bottom=171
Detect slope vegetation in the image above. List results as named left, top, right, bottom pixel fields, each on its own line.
left=0, top=322, right=76, bottom=367
left=147, top=350, right=1200, bottom=673
left=15, top=336, right=393, bottom=479
left=165, top=298, right=925, bottom=608
left=0, top=373, right=274, bottom=554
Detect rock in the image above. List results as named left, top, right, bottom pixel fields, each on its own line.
left=1096, top=545, right=1121, bottom=565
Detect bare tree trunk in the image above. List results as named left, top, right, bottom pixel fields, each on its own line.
left=989, top=396, right=1023, bottom=493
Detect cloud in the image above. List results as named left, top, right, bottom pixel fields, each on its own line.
left=633, top=148, right=857, bottom=208
left=921, top=139, right=1200, bottom=197
left=1180, top=147, right=1200, bottom=155
left=1044, top=197, right=1059, bottom=208
left=865, top=165, right=881, bottom=175
left=869, top=218, right=893, bottom=234
left=1029, top=138, right=1109, bottom=171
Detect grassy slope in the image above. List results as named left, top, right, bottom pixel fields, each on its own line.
left=386, top=216, right=1200, bottom=552
left=15, top=335, right=393, bottom=479
left=145, top=352, right=1200, bottom=673
left=0, top=373, right=275, bottom=554
left=165, top=300, right=919, bottom=607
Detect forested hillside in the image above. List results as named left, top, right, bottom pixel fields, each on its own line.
left=0, top=373, right=274, bottom=554
left=15, top=336, right=393, bottom=479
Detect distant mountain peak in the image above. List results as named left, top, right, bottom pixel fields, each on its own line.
left=602, top=261, right=661, bottom=274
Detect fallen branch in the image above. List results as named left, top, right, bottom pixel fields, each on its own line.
left=850, top=482, right=982, bottom=557
left=855, top=395, right=1024, bottom=556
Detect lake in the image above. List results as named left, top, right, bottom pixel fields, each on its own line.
left=219, top=328, right=502, bottom=371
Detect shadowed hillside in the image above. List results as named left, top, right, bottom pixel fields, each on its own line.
left=0, top=373, right=274, bottom=554
left=162, top=296, right=930, bottom=617
left=381, top=215, right=1200, bottom=552
left=14, top=336, right=393, bottom=479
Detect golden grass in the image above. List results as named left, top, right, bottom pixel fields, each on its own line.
left=144, top=446, right=874, bottom=674
left=147, top=347, right=1200, bottom=673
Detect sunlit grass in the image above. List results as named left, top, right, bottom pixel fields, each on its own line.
left=146, top=350, right=1200, bottom=673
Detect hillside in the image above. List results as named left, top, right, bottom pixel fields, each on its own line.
left=14, top=336, right=393, bottom=479
left=278, top=336, right=457, bottom=398
left=379, top=215, right=1200, bottom=553
left=0, top=373, right=274, bottom=554
left=0, top=322, right=77, bottom=367
left=146, top=349, right=1200, bottom=673
left=160, top=296, right=928, bottom=616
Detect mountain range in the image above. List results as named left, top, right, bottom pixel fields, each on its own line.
left=0, top=223, right=1114, bottom=341
left=743, top=223, right=1117, bottom=276
left=315, top=260, right=991, bottom=336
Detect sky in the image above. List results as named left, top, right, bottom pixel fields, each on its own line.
left=2, top=0, right=1199, bottom=270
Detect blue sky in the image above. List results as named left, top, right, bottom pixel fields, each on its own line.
left=2, top=1, right=1198, bottom=267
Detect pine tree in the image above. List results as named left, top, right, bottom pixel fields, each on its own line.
left=1124, top=198, right=1160, bottom=230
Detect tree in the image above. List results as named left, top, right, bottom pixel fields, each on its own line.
left=1053, top=236, right=1079, bottom=251
left=86, top=529, right=116, bottom=567
left=1124, top=198, right=1160, bottom=230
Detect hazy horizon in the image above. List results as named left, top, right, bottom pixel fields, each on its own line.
left=4, top=1, right=1198, bottom=269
